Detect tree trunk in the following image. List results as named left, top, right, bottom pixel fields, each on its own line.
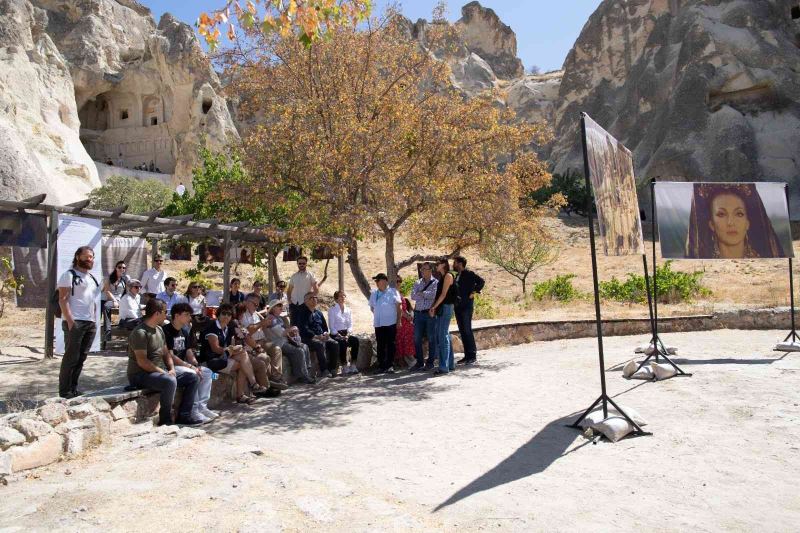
left=521, top=277, right=527, bottom=294
left=384, top=230, right=397, bottom=288
left=347, top=240, right=372, bottom=300
left=270, top=249, right=281, bottom=283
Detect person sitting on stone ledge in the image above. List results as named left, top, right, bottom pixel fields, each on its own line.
left=164, top=302, right=218, bottom=423
left=328, top=290, right=360, bottom=375
left=239, top=295, right=288, bottom=390
left=126, top=298, right=204, bottom=426
left=246, top=280, right=268, bottom=311
left=118, top=278, right=143, bottom=330
left=262, top=300, right=315, bottom=385
left=156, top=277, right=187, bottom=314
left=296, top=292, right=340, bottom=379
left=199, top=303, right=270, bottom=404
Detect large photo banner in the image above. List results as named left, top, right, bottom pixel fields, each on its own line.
left=583, top=114, right=645, bottom=256
left=655, top=182, right=793, bottom=259
left=55, top=215, right=103, bottom=354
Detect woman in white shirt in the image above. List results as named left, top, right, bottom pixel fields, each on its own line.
left=118, top=279, right=143, bottom=329
left=185, top=282, right=207, bottom=340
left=328, top=291, right=360, bottom=375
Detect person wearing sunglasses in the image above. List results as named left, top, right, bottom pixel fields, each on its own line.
left=156, top=277, right=187, bottom=315
left=101, top=261, right=129, bottom=340
left=140, top=255, right=168, bottom=300
left=118, top=279, right=143, bottom=330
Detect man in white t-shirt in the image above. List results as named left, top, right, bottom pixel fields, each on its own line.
left=57, top=246, right=101, bottom=398
left=286, top=256, right=318, bottom=325
left=139, top=255, right=167, bottom=297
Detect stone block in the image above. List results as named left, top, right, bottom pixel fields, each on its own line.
left=63, top=428, right=90, bottom=457
left=135, top=394, right=161, bottom=422
left=121, top=400, right=138, bottom=419
left=89, top=398, right=111, bottom=413
left=110, top=405, right=128, bottom=421
left=0, top=451, right=10, bottom=476
left=209, top=373, right=236, bottom=409
left=37, top=403, right=68, bottom=426
left=111, top=418, right=132, bottom=435
left=9, top=433, right=63, bottom=473
left=91, top=413, right=112, bottom=443
left=356, top=335, right=376, bottom=371
left=67, top=403, right=97, bottom=420
left=13, top=419, right=53, bottom=442
left=66, top=396, right=91, bottom=407
left=0, top=426, right=26, bottom=450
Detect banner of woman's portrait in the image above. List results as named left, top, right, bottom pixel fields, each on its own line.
left=583, top=115, right=645, bottom=256
left=655, top=182, right=793, bottom=259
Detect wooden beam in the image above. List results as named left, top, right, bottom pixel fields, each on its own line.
left=222, top=231, right=232, bottom=302
left=21, top=194, right=47, bottom=207
left=43, top=212, right=59, bottom=359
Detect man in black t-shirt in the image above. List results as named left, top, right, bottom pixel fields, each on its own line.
left=164, top=303, right=218, bottom=422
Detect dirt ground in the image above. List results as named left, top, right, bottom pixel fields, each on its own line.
left=1, top=329, right=799, bottom=531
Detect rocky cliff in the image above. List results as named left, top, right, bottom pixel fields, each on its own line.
left=551, top=0, right=800, bottom=208
left=0, top=0, right=238, bottom=204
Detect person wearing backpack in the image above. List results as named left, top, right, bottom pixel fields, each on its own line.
left=57, top=246, right=101, bottom=398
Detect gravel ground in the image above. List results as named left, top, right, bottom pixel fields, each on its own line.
left=1, top=329, right=799, bottom=531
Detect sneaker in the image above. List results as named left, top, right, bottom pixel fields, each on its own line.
left=199, top=406, right=219, bottom=420
left=464, top=357, right=477, bottom=365
left=410, top=363, right=424, bottom=371
left=269, top=380, right=289, bottom=390
left=193, top=413, right=212, bottom=424
left=176, top=415, right=206, bottom=426
left=387, top=366, right=395, bottom=374
left=433, top=369, right=448, bottom=377
left=456, top=356, right=469, bottom=365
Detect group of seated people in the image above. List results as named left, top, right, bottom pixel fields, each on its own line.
left=122, top=273, right=361, bottom=426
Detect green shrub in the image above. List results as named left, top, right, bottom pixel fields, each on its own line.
left=528, top=169, right=590, bottom=216
left=599, top=260, right=710, bottom=304
left=88, top=175, right=174, bottom=214
left=472, top=293, right=498, bottom=319
left=530, top=274, right=582, bottom=302
left=398, top=276, right=415, bottom=297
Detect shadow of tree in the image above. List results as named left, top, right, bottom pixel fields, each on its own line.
left=208, top=359, right=515, bottom=436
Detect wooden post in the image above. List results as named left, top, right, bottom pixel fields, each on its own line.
left=267, top=245, right=275, bottom=293
left=150, top=238, right=159, bottom=262
left=44, top=210, right=59, bottom=359
left=222, top=232, right=232, bottom=302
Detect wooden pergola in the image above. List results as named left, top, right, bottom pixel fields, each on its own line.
left=0, top=195, right=347, bottom=358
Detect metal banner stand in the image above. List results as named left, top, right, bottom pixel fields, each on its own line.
left=569, top=114, right=650, bottom=436
left=634, top=178, right=691, bottom=377
left=777, top=184, right=799, bottom=348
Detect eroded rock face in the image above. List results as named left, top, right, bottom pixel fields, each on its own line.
left=0, top=0, right=239, bottom=204
left=551, top=0, right=800, bottom=208
left=505, top=71, right=563, bottom=125
left=455, top=1, right=524, bottom=80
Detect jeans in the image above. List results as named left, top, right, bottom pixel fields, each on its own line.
left=435, top=304, right=454, bottom=372
left=306, top=338, right=340, bottom=375
left=333, top=335, right=360, bottom=365
left=175, top=366, right=212, bottom=415
left=59, top=320, right=96, bottom=396
left=283, top=342, right=313, bottom=381
left=413, top=310, right=437, bottom=367
left=455, top=300, right=477, bottom=359
left=101, top=300, right=113, bottom=336
left=375, top=324, right=397, bottom=371
left=129, top=369, right=199, bottom=425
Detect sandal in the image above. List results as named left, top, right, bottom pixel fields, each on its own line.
left=236, top=395, right=256, bottom=404
left=250, top=383, right=269, bottom=395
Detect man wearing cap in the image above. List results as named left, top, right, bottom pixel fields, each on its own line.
left=140, top=255, right=167, bottom=299
left=368, top=273, right=401, bottom=374
left=295, top=292, right=339, bottom=379
left=263, top=299, right=316, bottom=384
left=241, top=294, right=288, bottom=389
left=286, top=256, right=318, bottom=325
left=118, top=278, right=143, bottom=330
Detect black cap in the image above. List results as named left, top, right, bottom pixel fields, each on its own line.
left=372, top=273, right=388, bottom=281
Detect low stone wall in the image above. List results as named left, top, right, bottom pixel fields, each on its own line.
left=448, top=308, right=793, bottom=353
left=0, top=396, right=115, bottom=476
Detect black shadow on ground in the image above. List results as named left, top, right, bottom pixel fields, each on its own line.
left=433, top=412, right=588, bottom=512
left=209, top=359, right=517, bottom=436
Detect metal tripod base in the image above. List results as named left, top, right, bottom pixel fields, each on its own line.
left=633, top=334, right=692, bottom=378
left=568, top=394, right=652, bottom=437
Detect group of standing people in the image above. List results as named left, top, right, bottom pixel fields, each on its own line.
left=368, top=256, right=484, bottom=376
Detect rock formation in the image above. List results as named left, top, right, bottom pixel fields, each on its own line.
left=551, top=0, right=800, bottom=207
left=455, top=1, right=524, bottom=80
left=0, top=0, right=238, bottom=204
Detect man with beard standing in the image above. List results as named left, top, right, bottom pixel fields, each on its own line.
left=453, top=256, right=484, bottom=365
left=57, top=246, right=101, bottom=398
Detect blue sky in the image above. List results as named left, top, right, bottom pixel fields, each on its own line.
left=139, top=1, right=601, bottom=72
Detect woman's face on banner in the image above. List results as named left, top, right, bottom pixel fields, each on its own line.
left=709, top=193, right=750, bottom=247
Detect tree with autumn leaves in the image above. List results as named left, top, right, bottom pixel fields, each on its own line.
left=214, top=13, right=552, bottom=299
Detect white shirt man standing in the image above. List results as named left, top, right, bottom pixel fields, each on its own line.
left=140, top=255, right=167, bottom=297
left=57, top=246, right=101, bottom=398
left=368, top=273, right=401, bottom=374
left=286, top=256, right=318, bottom=325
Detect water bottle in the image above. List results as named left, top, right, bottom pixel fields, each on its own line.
left=211, top=372, right=219, bottom=381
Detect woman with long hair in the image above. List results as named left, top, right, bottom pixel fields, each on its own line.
left=429, top=259, right=458, bottom=376
left=101, top=260, right=129, bottom=340
left=686, top=183, right=786, bottom=259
